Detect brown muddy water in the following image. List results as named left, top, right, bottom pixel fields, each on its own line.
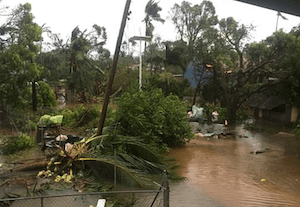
left=168, top=122, right=300, bottom=207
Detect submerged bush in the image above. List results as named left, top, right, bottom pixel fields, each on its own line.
left=115, top=88, right=193, bottom=148
left=3, top=133, right=35, bottom=155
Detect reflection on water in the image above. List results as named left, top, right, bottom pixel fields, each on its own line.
left=168, top=124, right=300, bottom=206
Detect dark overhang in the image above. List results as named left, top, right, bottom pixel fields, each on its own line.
left=235, top=0, right=300, bottom=17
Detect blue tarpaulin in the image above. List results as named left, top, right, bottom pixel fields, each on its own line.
left=184, top=61, right=213, bottom=88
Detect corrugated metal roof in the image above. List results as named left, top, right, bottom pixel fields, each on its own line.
left=246, top=92, right=286, bottom=110
left=235, top=0, right=300, bottom=17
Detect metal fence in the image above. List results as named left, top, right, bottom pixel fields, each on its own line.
left=0, top=190, right=165, bottom=207
left=0, top=175, right=169, bottom=207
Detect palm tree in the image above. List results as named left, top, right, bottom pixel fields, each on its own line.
left=144, top=0, right=165, bottom=37
left=143, top=0, right=165, bottom=51
left=61, top=25, right=107, bottom=103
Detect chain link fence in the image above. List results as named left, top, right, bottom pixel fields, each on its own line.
left=0, top=189, right=166, bottom=207
left=0, top=172, right=169, bottom=207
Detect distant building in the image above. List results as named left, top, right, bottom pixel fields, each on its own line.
left=246, top=91, right=299, bottom=123
left=173, top=74, right=184, bottom=81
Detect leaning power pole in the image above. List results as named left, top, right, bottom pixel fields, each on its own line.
left=97, top=0, right=131, bottom=135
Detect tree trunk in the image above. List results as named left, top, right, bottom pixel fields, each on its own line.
left=165, top=80, right=169, bottom=95
left=227, top=104, right=237, bottom=125
left=32, top=81, right=37, bottom=112
left=192, top=87, right=199, bottom=106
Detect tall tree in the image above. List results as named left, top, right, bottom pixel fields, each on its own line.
left=52, top=25, right=108, bottom=103
left=0, top=3, right=43, bottom=111
left=170, top=0, right=217, bottom=57
left=144, top=0, right=165, bottom=38
left=198, top=18, right=297, bottom=124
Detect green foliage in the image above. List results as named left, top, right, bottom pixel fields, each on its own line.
left=85, top=134, right=165, bottom=187
left=20, top=119, right=37, bottom=132
left=244, top=123, right=264, bottom=132
left=112, top=67, right=139, bottom=96
left=105, top=193, right=137, bottom=207
left=144, top=0, right=165, bottom=37
left=28, top=119, right=37, bottom=130
left=56, top=25, right=108, bottom=103
left=59, top=105, right=97, bottom=127
left=202, top=105, right=248, bottom=123
left=36, top=81, right=56, bottom=107
left=0, top=3, right=43, bottom=110
left=295, top=120, right=300, bottom=139
left=211, top=106, right=227, bottom=122
left=2, top=134, right=35, bottom=155
left=236, top=108, right=249, bottom=122
left=56, top=105, right=114, bottom=133
left=170, top=1, right=217, bottom=58
left=115, top=88, right=193, bottom=148
left=3, top=108, right=39, bottom=134
left=143, top=74, right=190, bottom=98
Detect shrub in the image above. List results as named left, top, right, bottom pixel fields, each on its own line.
left=115, top=88, right=193, bottom=148
left=56, top=105, right=114, bottom=132
left=3, top=134, right=35, bottom=155
left=202, top=105, right=248, bottom=123
left=202, top=106, right=227, bottom=123
left=20, top=119, right=37, bottom=132
left=58, top=108, right=78, bottom=127
left=143, top=74, right=190, bottom=99
left=37, top=81, right=56, bottom=107
left=236, top=108, right=249, bottom=122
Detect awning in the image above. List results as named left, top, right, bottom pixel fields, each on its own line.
left=235, top=0, right=300, bottom=17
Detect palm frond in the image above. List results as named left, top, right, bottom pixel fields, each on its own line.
left=107, top=134, right=162, bottom=164
left=79, top=158, right=144, bottom=188
left=123, top=142, right=162, bottom=164
left=81, top=134, right=109, bottom=144
left=118, top=152, right=164, bottom=173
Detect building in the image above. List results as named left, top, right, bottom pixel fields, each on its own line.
left=246, top=91, right=299, bottom=123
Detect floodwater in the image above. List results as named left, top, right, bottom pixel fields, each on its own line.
left=168, top=122, right=300, bottom=207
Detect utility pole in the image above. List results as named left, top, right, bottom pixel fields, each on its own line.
left=97, top=0, right=131, bottom=135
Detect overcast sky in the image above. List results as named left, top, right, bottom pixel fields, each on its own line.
left=2, top=0, right=300, bottom=54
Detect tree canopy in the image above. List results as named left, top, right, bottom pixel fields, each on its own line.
left=0, top=3, right=43, bottom=110
left=2, top=0, right=300, bottom=126
left=144, top=0, right=165, bottom=37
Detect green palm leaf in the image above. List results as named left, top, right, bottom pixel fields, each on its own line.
left=86, top=134, right=162, bottom=164
left=117, top=152, right=163, bottom=173
left=122, top=142, right=162, bottom=164
left=79, top=157, right=144, bottom=188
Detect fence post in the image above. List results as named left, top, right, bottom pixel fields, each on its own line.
left=163, top=170, right=169, bottom=207
left=41, top=197, right=44, bottom=207
left=114, top=148, right=117, bottom=188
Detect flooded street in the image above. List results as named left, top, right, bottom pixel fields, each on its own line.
left=168, top=123, right=300, bottom=206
